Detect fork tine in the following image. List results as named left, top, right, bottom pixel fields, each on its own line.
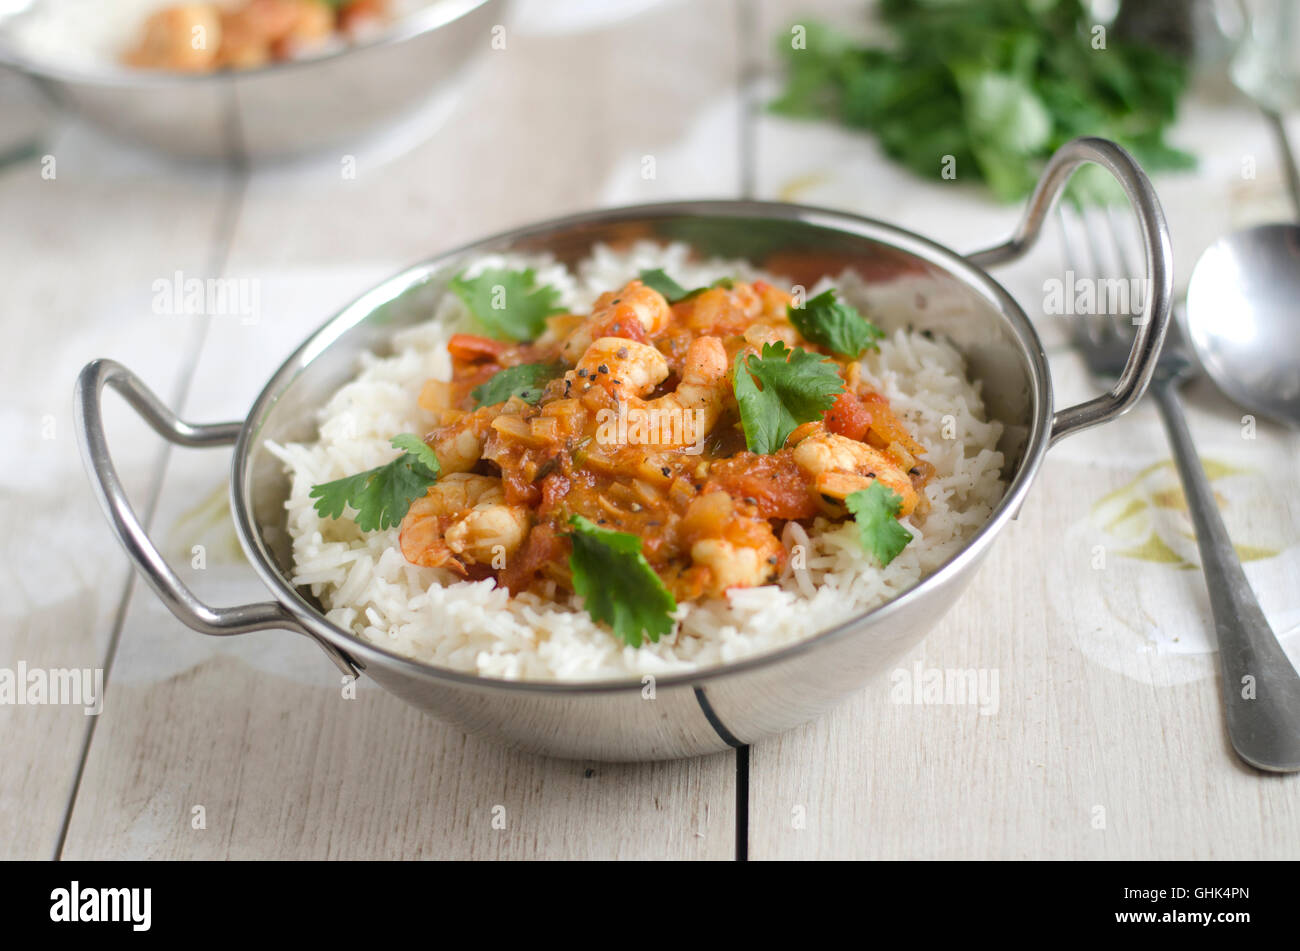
left=1058, top=204, right=1107, bottom=346
left=1104, top=203, right=1145, bottom=324
left=1081, top=205, right=1118, bottom=279
left=1083, top=204, right=1132, bottom=340
left=1056, top=203, right=1083, bottom=284
left=1104, top=203, right=1141, bottom=278
left=1056, top=204, right=1089, bottom=333
left=1056, top=201, right=1140, bottom=377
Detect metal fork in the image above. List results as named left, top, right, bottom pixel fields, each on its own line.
left=1060, top=205, right=1300, bottom=773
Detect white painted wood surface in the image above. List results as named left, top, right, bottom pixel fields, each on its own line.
left=2, top=0, right=1297, bottom=860
left=0, top=149, right=235, bottom=857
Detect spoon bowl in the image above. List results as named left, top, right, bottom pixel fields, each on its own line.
left=1185, top=222, right=1300, bottom=427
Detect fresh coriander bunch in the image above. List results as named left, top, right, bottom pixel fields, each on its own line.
left=772, top=0, right=1195, bottom=203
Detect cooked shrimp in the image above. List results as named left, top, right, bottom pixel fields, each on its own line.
left=214, top=11, right=271, bottom=69
left=560, top=280, right=671, bottom=362
left=569, top=335, right=729, bottom=449
left=742, top=322, right=799, bottom=349
left=127, top=0, right=362, bottom=72
left=231, top=0, right=303, bottom=38
left=124, top=5, right=223, bottom=71
left=690, top=537, right=781, bottom=594
left=654, top=336, right=729, bottom=436
left=569, top=338, right=669, bottom=401
left=791, top=425, right=919, bottom=515
left=399, top=474, right=530, bottom=573
left=271, top=0, right=336, bottom=58
left=425, top=404, right=509, bottom=473
left=680, top=491, right=783, bottom=596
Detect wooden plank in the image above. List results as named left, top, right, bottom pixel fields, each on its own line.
left=0, top=129, right=234, bottom=858
left=59, top=0, right=745, bottom=860
left=62, top=654, right=731, bottom=860
left=745, top=0, right=1300, bottom=859
left=748, top=453, right=1300, bottom=859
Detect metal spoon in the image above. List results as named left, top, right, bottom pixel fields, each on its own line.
left=1185, top=222, right=1300, bottom=428
left=1170, top=222, right=1300, bottom=771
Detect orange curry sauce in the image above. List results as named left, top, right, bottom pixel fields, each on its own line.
left=405, top=278, right=933, bottom=603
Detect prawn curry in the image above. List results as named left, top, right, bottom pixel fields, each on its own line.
left=309, top=267, right=933, bottom=646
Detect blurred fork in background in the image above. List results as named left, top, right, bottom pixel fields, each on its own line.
left=1058, top=203, right=1300, bottom=772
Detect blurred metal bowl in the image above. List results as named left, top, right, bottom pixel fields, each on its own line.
left=0, top=0, right=500, bottom=161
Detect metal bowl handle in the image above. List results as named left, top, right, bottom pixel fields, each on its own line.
left=74, top=359, right=356, bottom=675
left=966, top=136, right=1174, bottom=445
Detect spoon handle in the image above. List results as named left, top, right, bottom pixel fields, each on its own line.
left=1151, top=379, right=1300, bottom=771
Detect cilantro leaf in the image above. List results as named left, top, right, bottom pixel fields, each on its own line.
left=732, top=342, right=845, bottom=454
left=788, top=289, right=884, bottom=358
left=770, top=5, right=1195, bottom=204
left=567, top=515, right=677, bottom=647
left=639, top=269, right=734, bottom=304
left=448, top=268, right=565, bottom=342
left=846, top=482, right=913, bottom=567
left=639, top=268, right=691, bottom=302
left=388, top=432, right=440, bottom=472
left=309, top=434, right=440, bottom=532
left=470, top=361, right=564, bottom=407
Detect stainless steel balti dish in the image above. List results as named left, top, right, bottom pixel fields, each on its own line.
left=76, top=138, right=1172, bottom=760
left=0, top=0, right=499, bottom=161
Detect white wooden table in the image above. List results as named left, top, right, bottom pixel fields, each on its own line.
left=3, top=0, right=1298, bottom=860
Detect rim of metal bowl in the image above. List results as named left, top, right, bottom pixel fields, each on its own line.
left=231, top=199, right=1053, bottom=695
left=0, top=0, right=494, bottom=86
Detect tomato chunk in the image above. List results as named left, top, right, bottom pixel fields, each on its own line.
left=592, top=312, right=650, bottom=344
left=705, top=451, right=817, bottom=520
left=448, top=333, right=507, bottom=362
left=824, top=391, right=872, bottom=442
left=499, top=523, right=565, bottom=593
left=859, top=391, right=926, bottom=456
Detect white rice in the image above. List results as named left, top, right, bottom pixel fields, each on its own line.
left=267, top=243, right=1006, bottom=681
